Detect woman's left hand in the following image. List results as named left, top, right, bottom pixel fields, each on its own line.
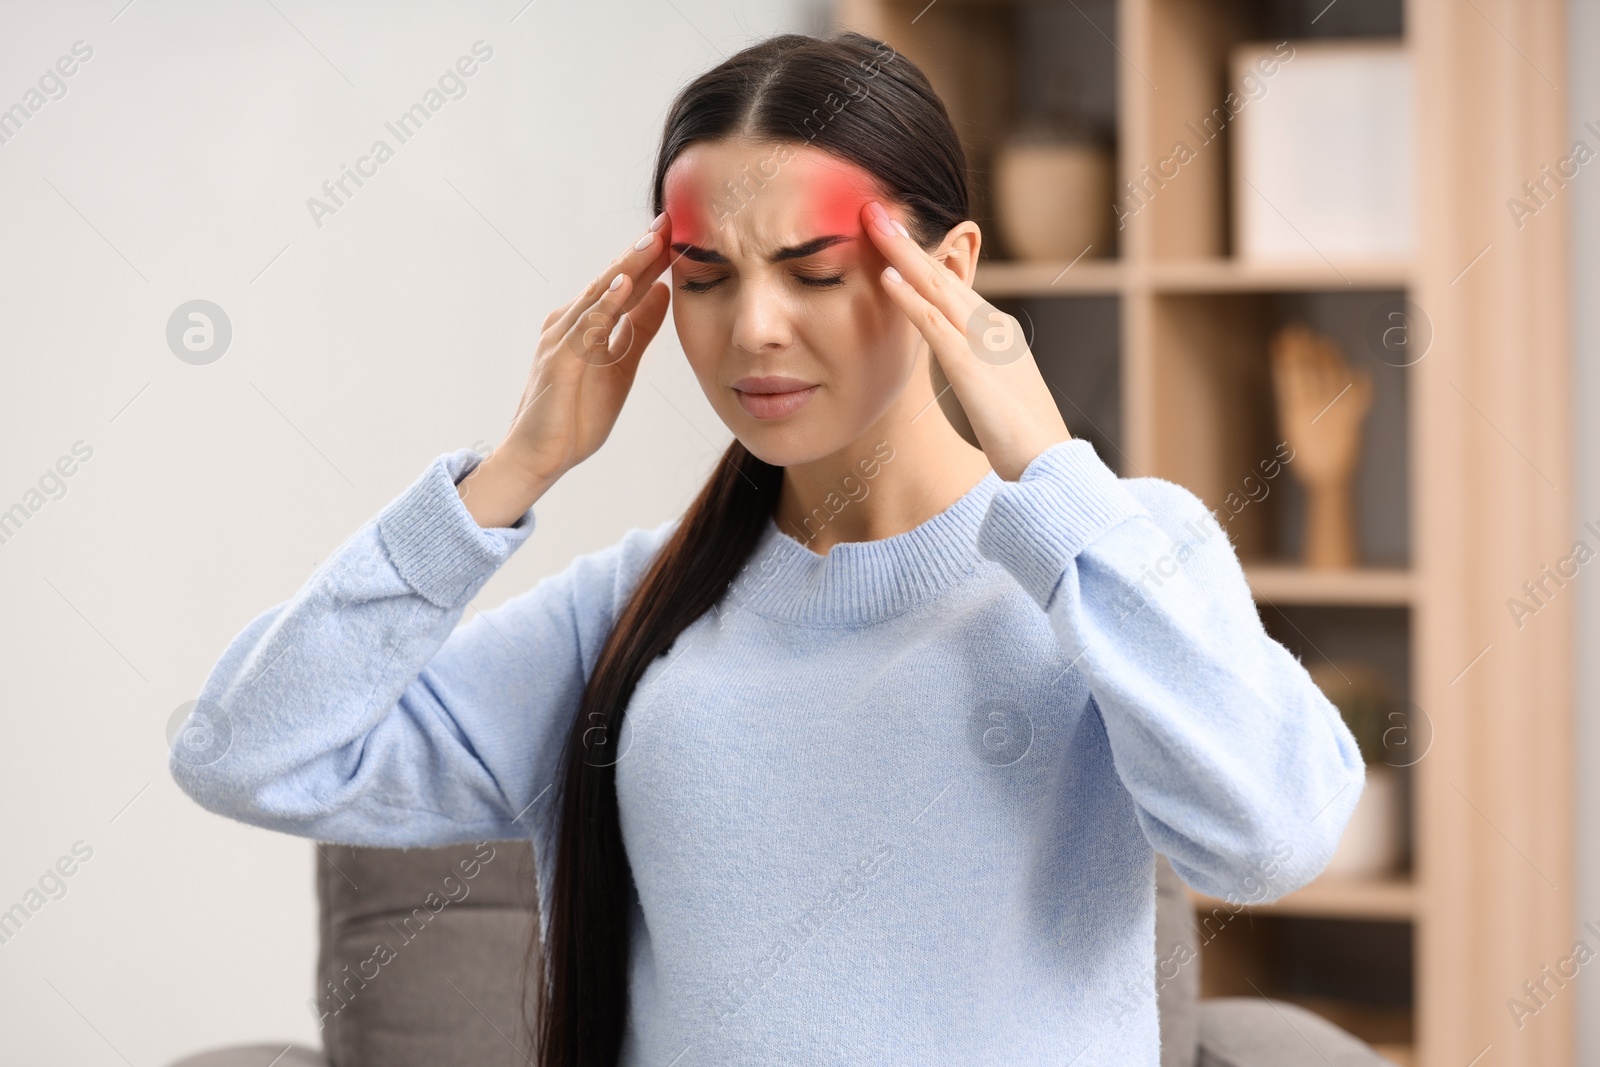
left=862, top=199, right=1072, bottom=482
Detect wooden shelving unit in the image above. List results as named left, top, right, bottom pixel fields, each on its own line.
left=836, top=1, right=1574, bottom=1065
left=1243, top=564, right=1414, bottom=606
left=973, top=258, right=1414, bottom=295
left=1188, top=874, right=1418, bottom=921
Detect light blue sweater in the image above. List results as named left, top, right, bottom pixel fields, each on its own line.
left=170, top=438, right=1365, bottom=1066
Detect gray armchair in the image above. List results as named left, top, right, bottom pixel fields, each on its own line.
left=167, top=844, right=1397, bottom=1066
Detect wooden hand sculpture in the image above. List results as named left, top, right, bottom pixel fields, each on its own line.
left=1270, top=324, right=1374, bottom=569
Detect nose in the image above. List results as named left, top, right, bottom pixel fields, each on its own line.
left=729, top=275, right=795, bottom=355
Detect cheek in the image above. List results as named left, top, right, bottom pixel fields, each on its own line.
left=810, top=289, right=917, bottom=388
left=670, top=297, right=706, bottom=354
left=849, top=272, right=909, bottom=346
left=670, top=299, right=727, bottom=386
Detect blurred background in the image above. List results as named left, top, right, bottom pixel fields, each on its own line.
left=0, top=1, right=1592, bottom=1065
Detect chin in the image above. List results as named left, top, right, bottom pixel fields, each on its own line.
left=716, top=387, right=888, bottom=469
left=726, top=416, right=848, bottom=470
left=730, top=431, right=820, bottom=470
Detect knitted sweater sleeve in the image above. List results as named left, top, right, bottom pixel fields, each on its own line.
left=974, top=438, right=1368, bottom=904
left=169, top=447, right=670, bottom=850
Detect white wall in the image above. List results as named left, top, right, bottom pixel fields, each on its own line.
left=0, top=1, right=822, bottom=1062
left=1571, top=1, right=1600, bottom=1061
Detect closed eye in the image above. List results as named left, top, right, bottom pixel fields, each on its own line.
left=678, top=272, right=847, bottom=294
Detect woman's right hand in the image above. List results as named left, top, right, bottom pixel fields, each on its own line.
left=460, top=213, right=675, bottom=526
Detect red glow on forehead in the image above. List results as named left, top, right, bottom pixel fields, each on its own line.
left=806, top=163, right=881, bottom=238
left=663, top=156, right=709, bottom=247
left=662, top=145, right=890, bottom=255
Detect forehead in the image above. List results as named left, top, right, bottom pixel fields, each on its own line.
left=663, top=139, right=885, bottom=255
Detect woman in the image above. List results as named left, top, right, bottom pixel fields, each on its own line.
left=171, top=29, right=1365, bottom=1067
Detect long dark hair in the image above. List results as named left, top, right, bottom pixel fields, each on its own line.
left=521, top=29, right=972, bottom=1065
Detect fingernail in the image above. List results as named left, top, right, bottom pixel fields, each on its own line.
left=608, top=273, right=625, bottom=291
left=634, top=230, right=656, bottom=251
left=892, top=220, right=909, bottom=238
left=649, top=210, right=668, bottom=232
left=868, top=201, right=896, bottom=236
left=884, top=266, right=903, bottom=284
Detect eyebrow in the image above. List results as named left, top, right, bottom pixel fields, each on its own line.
left=670, top=234, right=854, bottom=265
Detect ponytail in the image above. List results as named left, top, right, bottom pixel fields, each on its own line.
left=524, top=441, right=781, bottom=1065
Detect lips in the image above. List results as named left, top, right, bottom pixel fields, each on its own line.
left=731, top=375, right=816, bottom=394
left=732, top=376, right=819, bottom=420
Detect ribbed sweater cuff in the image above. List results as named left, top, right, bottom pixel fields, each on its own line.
left=376, top=448, right=538, bottom=609
left=976, top=438, right=1149, bottom=610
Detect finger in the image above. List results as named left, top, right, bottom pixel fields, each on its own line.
left=607, top=278, right=671, bottom=370
left=860, top=200, right=983, bottom=331
left=623, top=232, right=675, bottom=315
left=562, top=270, right=637, bottom=368
left=877, top=259, right=975, bottom=372
left=877, top=252, right=1032, bottom=372
left=565, top=240, right=676, bottom=371
left=548, top=232, right=659, bottom=343
left=542, top=233, right=670, bottom=336
left=590, top=281, right=670, bottom=413
left=546, top=215, right=672, bottom=344
left=617, top=275, right=668, bottom=358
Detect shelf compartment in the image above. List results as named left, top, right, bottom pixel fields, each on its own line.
left=1146, top=290, right=1411, bottom=566
left=857, top=0, right=1122, bottom=265
left=1193, top=912, right=1413, bottom=1050
left=986, top=295, right=1126, bottom=471
left=1138, top=0, right=1407, bottom=261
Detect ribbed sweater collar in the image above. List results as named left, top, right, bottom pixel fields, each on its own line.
left=726, top=469, right=1004, bottom=628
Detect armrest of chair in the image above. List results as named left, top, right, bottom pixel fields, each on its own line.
left=1198, top=999, right=1401, bottom=1067
left=167, top=1043, right=327, bottom=1067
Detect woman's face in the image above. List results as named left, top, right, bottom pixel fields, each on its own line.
left=662, top=137, right=926, bottom=468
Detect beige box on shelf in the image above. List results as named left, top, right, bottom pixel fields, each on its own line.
left=1231, top=40, right=1415, bottom=264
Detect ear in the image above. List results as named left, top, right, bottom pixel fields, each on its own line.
left=933, top=221, right=982, bottom=286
